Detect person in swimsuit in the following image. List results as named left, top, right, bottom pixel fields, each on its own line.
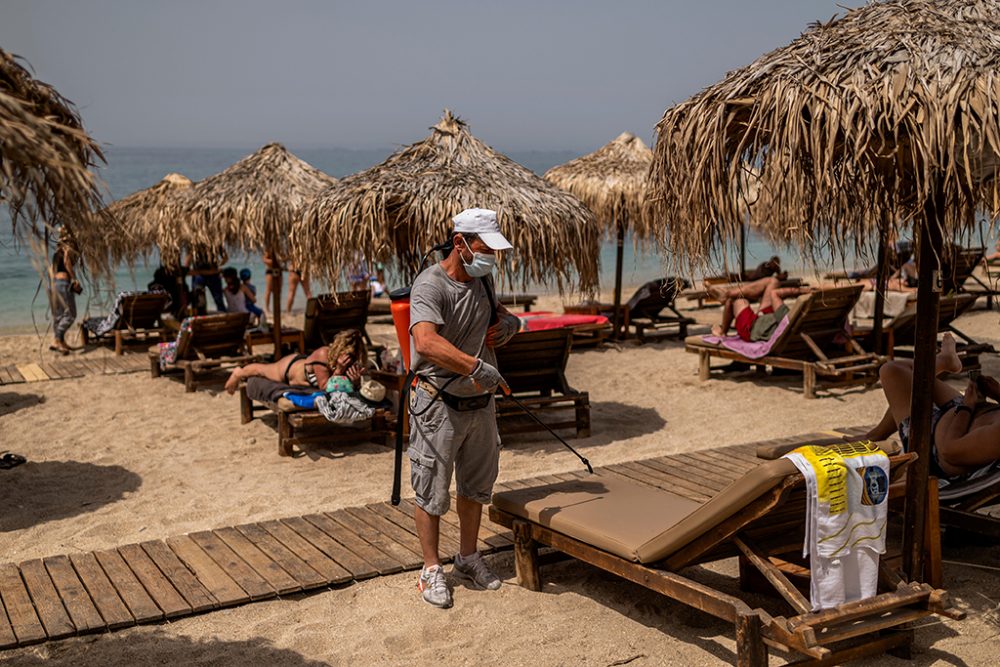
left=224, top=329, right=366, bottom=395
left=709, top=275, right=813, bottom=342
left=49, top=230, right=80, bottom=354
left=286, top=263, right=313, bottom=313
left=865, top=333, right=1000, bottom=479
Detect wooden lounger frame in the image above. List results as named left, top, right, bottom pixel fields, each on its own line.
left=490, top=452, right=963, bottom=666
left=687, top=286, right=884, bottom=398
left=495, top=329, right=590, bottom=438
left=148, top=312, right=260, bottom=392
left=82, top=292, right=171, bottom=355
left=239, top=384, right=391, bottom=456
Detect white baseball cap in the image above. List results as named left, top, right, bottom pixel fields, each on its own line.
left=452, top=208, right=513, bottom=250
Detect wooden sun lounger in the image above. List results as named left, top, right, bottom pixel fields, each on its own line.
left=238, top=383, right=392, bottom=457
left=686, top=285, right=885, bottom=398
left=303, top=291, right=372, bottom=350
left=566, top=277, right=694, bottom=342
left=494, top=328, right=590, bottom=438
left=937, top=464, right=1000, bottom=540
left=148, top=312, right=261, bottom=392
left=490, top=444, right=962, bottom=666
left=81, top=292, right=171, bottom=355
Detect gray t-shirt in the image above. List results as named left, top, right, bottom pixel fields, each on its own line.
left=409, top=263, right=497, bottom=397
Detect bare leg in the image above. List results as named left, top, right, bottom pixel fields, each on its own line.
left=713, top=298, right=749, bottom=336
left=456, top=495, right=482, bottom=558
left=223, top=354, right=297, bottom=394
left=414, top=505, right=442, bottom=568
left=711, top=275, right=777, bottom=303
left=300, top=273, right=313, bottom=300
left=263, top=272, right=273, bottom=308
left=286, top=273, right=300, bottom=313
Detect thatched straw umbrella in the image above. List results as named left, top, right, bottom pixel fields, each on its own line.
left=0, top=48, right=114, bottom=278
left=104, top=172, right=193, bottom=262
left=647, top=0, right=1000, bottom=580
left=169, top=143, right=337, bottom=352
left=293, top=111, right=600, bottom=295
left=544, top=132, right=652, bottom=336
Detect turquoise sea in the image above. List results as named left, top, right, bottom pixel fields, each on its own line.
left=1, top=146, right=862, bottom=334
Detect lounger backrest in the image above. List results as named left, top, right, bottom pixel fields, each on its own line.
left=119, top=292, right=170, bottom=330
left=175, top=312, right=250, bottom=360
left=771, top=285, right=863, bottom=359
left=495, top=328, right=573, bottom=395
left=889, top=293, right=977, bottom=346
left=626, top=277, right=689, bottom=320
left=303, top=291, right=370, bottom=351
left=941, top=246, right=984, bottom=294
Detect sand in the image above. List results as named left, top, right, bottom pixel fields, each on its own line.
left=1, top=292, right=999, bottom=666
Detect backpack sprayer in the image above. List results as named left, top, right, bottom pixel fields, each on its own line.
left=388, top=240, right=593, bottom=506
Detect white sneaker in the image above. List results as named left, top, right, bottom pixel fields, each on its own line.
left=452, top=552, right=501, bottom=590
left=418, top=565, right=453, bottom=608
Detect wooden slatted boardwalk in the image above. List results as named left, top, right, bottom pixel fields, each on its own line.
left=0, top=429, right=854, bottom=650
left=0, top=354, right=149, bottom=386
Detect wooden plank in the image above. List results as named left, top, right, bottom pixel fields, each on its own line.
left=187, top=531, right=274, bottom=601
left=4, top=366, right=25, bottom=383
left=0, top=366, right=15, bottom=384
left=326, top=509, right=422, bottom=569
left=234, top=523, right=327, bottom=589
left=37, top=362, right=63, bottom=380
left=281, top=516, right=377, bottom=580
left=345, top=506, right=425, bottom=560
left=373, top=502, right=461, bottom=557
left=68, top=552, right=134, bottom=630
left=213, top=527, right=301, bottom=595
left=42, top=555, right=105, bottom=633
left=16, top=364, right=48, bottom=383
left=93, top=549, right=163, bottom=623
left=116, top=544, right=190, bottom=618
left=303, top=513, right=403, bottom=576
left=686, top=450, right=757, bottom=476
left=140, top=541, right=217, bottom=612
left=0, top=589, right=16, bottom=649
left=633, top=459, right=730, bottom=494
left=0, top=563, right=45, bottom=645
left=610, top=462, right=713, bottom=502
left=19, top=559, right=74, bottom=639
left=165, top=535, right=249, bottom=607
left=259, top=520, right=353, bottom=585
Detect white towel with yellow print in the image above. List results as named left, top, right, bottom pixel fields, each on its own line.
left=783, top=441, right=890, bottom=611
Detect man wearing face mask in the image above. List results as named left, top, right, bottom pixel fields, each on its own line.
left=408, top=208, right=521, bottom=608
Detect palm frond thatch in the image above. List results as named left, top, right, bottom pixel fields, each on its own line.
left=0, top=48, right=112, bottom=277
left=104, top=172, right=192, bottom=262
left=648, top=0, right=1000, bottom=273
left=543, top=132, right=653, bottom=240
left=166, top=143, right=336, bottom=262
left=293, top=110, right=600, bottom=293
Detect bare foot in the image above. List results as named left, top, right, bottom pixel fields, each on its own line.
left=937, top=333, right=962, bottom=376
left=711, top=324, right=724, bottom=337
left=224, top=368, right=242, bottom=395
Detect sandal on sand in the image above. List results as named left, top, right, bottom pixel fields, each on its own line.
left=0, top=453, right=27, bottom=469
left=48, top=345, right=70, bottom=356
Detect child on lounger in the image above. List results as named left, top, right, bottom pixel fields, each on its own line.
left=224, top=329, right=366, bottom=395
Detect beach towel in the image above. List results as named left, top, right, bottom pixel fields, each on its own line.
left=84, top=290, right=168, bottom=337
left=850, top=291, right=910, bottom=322
left=245, top=377, right=317, bottom=404
left=157, top=316, right=197, bottom=368
left=517, top=311, right=609, bottom=332
left=315, top=392, right=375, bottom=425
left=699, top=315, right=790, bottom=359
left=783, top=441, right=890, bottom=611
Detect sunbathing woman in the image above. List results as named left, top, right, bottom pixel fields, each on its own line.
left=224, top=329, right=367, bottom=395
left=865, top=333, right=1000, bottom=479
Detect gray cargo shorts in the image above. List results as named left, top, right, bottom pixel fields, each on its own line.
left=408, top=386, right=501, bottom=516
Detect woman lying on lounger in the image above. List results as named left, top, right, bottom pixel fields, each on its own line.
left=865, top=333, right=1000, bottom=479
left=224, top=329, right=367, bottom=395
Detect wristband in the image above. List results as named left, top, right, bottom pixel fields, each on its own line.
left=954, top=404, right=973, bottom=416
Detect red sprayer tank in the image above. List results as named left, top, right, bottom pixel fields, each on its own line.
left=389, top=287, right=412, bottom=371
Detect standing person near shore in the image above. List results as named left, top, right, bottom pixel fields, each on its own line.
left=185, top=246, right=228, bottom=313
left=408, top=208, right=521, bottom=609
left=285, top=263, right=313, bottom=313
left=49, top=230, right=81, bottom=355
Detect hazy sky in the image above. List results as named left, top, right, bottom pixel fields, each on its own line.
left=1, top=0, right=865, bottom=152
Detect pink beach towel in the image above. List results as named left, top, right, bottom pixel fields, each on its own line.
left=700, top=315, right=790, bottom=359
left=517, top=311, right=610, bottom=332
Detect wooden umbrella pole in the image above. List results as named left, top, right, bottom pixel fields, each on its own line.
left=612, top=219, right=625, bottom=339
left=902, top=189, right=944, bottom=582
left=871, top=222, right=891, bottom=356
left=739, top=222, right=747, bottom=278
left=272, top=253, right=283, bottom=359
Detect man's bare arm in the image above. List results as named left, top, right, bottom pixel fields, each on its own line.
left=938, top=421, right=1000, bottom=468
left=411, top=321, right=477, bottom=376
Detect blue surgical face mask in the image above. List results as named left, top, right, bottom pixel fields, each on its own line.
left=460, top=242, right=496, bottom=278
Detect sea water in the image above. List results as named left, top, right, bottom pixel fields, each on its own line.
left=0, top=145, right=873, bottom=334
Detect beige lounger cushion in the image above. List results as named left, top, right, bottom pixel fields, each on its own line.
left=755, top=437, right=902, bottom=460
left=493, top=457, right=797, bottom=565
